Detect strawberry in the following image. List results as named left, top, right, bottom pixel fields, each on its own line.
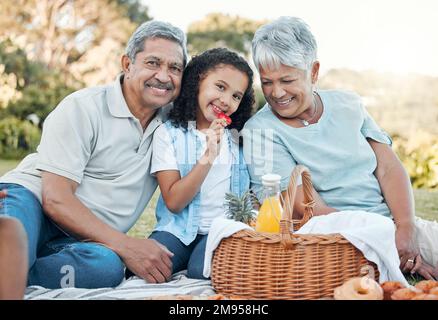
left=216, top=112, right=232, bottom=126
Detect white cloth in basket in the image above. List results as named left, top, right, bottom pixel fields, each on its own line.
left=295, top=210, right=409, bottom=286
left=203, top=217, right=251, bottom=278
left=204, top=211, right=409, bottom=287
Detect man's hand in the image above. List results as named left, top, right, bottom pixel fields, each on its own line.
left=0, top=189, right=6, bottom=198
left=119, top=237, right=173, bottom=283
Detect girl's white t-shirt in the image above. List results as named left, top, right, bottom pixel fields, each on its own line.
left=151, top=124, right=232, bottom=234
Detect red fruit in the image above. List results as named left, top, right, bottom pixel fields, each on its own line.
left=217, top=112, right=232, bottom=125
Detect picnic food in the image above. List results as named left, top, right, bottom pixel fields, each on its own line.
left=411, top=293, right=438, bottom=300
left=414, top=280, right=438, bottom=293
left=334, top=277, right=383, bottom=300
left=224, top=191, right=257, bottom=225
left=390, top=288, right=422, bottom=300
left=213, top=108, right=232, bottom=126
left=380, top=281, right=405, bottom=300
left=430, top=287, right=438, bottom=295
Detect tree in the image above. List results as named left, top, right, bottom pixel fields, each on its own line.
left=117, top=0, right=151, bottom=25
left=0, top=39, right=77, bottom=125
left=0, top=0, right=151, bottom=85
left=187, top=13, right=266, bottom=57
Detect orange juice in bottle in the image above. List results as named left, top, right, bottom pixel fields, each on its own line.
left=255, top=174, right=282, bottom=233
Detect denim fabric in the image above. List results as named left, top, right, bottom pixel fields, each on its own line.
left=0, top=183, right=124, bottom=289
left=154, top=121, right=250, bottom=245
left=149, top=231, right=208, bottom=279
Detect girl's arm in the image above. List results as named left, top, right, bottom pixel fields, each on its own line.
left=157, top=119, right=226, bottom=213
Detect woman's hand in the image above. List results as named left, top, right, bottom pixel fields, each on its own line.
left=396, top=223, right=419, bottom=273
left=410, top=255, right=438, bottom=280
left=202, top=119, right=227, bottom=164
left=396, top=223, right=438, bottom=280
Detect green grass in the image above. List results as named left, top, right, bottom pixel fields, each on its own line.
left=1, top=158, right=437, bottom=239
left=0, top=159, right=19, bottom=176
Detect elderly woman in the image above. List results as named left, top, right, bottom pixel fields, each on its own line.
left=243, top=16, right=438, bottom=280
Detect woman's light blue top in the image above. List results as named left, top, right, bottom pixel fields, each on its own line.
left=242, top=89, right=392, bottom=216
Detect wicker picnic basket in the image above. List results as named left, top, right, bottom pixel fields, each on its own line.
left=211, top=165, right=379, bottom=300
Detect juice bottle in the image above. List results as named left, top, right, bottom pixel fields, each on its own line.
left=255, top=174, right=282, bottom=233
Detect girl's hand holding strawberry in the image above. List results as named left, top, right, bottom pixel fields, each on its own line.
left=202, top=119, right=227, bottom=164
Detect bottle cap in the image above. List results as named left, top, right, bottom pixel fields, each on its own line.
left=261, top=173, right=281, bottom=187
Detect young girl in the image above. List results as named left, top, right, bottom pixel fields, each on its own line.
left=150, top=48, right=255, bottom=279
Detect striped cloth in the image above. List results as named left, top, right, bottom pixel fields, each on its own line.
left=25, top=272, right=215, bottom=300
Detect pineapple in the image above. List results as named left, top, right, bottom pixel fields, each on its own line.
left=224, top=190, right=258, bottom=226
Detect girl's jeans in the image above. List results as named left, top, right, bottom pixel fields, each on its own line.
left=149, top=231, right=208, bottom=279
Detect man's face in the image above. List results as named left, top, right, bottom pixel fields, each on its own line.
left=123, top=38, right=184, bottom=109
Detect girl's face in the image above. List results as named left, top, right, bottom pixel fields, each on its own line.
left=196, top=64, right=249, bottom=129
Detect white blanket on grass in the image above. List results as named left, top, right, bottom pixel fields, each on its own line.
left=203, top=211, right=409, bottom=287
left=25, top=271, right=214, bottom=300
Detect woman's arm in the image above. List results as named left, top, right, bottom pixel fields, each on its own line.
left=369, top=139, right=415, bottom=226
left=368, top=139, right=419, bottom=268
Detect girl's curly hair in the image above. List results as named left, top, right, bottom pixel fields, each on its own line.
left=168, top=47, right=255, bottom=132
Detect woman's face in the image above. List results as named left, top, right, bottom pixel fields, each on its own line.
left=196, top=64, right=248, bottom=129
left=259, top=62, right=319, bottom=119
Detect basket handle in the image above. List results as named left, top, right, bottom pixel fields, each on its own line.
left=280, top=165, right=315, bottom=248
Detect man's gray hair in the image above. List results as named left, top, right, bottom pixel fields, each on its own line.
left=252, top=16, right=317, bottom=71
left=125, top=20, right=188, bottom=66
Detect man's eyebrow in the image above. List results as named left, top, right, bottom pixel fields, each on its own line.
left=143, top=55, right=161, bottom=61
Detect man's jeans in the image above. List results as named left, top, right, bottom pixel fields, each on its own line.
left=0, top=183, right=125, bottom=289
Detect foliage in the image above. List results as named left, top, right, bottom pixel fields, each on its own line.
left=0, top=0, right=150, bottom=85
left=0, top=117, right=41, bottom=159
left=254, top=88, right=266, bottom=112
left=116, top=0, right=151, bottom=25
left=187, top=13, right=266, bottom=57
left=0, top=39, right=77, bottom=125
left=393, top=132, right=438, bottom=189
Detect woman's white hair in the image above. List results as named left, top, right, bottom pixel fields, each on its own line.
left=252, top=16, right=317, bottom=71
left=125, top=20, right=188, bottom=66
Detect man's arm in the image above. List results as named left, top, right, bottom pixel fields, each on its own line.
left=41, top=171, right=173, bottom=283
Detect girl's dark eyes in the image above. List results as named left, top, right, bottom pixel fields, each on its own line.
left=216, top=84, right=225, bottom=90
left=233, top=95, right=242, bottom=101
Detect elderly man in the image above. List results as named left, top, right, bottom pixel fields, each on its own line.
left=0, top=20, right=187, bottom=289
